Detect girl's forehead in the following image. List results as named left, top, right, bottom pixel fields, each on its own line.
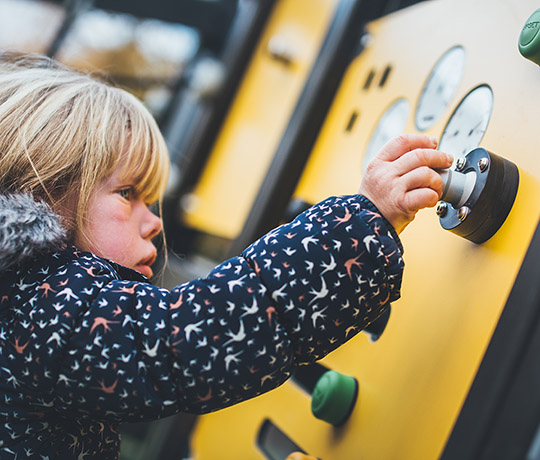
left=98, top=160, right=136, bottom=186
left=113, top=165, right=139, bottom=185
left=115, top=147, right=144, bottom=176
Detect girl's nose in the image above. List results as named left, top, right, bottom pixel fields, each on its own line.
left=140, top=203, right=163, bottom=240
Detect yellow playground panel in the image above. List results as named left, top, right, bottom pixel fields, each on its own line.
left=192, top=0, right=540, bottom=458
left=181, top=0, right=340, bottom=240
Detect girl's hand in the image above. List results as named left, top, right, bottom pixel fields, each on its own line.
left=358, top=134, right=453, bottom=234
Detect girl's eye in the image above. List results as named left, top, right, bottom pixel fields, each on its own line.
left=118, top=187, right=133, bottom=201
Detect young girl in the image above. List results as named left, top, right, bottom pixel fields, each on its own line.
left=0, top=53, right=452, bottom=459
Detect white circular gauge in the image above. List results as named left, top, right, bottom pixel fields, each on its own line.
left=438, top=85, right=493, bottom=159
left=415, top=46, right=466, bottom=131
left=363, top=98, right=410, bottom=170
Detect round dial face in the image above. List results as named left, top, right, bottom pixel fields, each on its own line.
left=438, top=85, right=493, bottom=159
left=415, top=46, right=466, bottom=131
left=363, top=98, right=410, bottom=170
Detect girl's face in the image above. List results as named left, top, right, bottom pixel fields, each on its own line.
left=75, top=166, right=162, bottom=278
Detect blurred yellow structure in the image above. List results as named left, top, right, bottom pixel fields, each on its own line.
left=181, top=0, right=339, bottom=240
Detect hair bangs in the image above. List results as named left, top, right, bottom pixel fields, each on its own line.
left=113, top=91, right=170, bottom=205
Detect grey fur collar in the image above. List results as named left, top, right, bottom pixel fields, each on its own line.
left=0, top=193, right=66, bottom=273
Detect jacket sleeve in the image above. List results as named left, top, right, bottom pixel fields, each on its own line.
left=55, top=195, right=403, bottom=420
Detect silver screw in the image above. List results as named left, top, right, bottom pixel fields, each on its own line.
left=436, top=201, right=448, bottom=217
left=457, top=206, right=471, bottom=222
left=455, top=157, right=466, bottom=171
left=478, top=157, right=489, bottom=172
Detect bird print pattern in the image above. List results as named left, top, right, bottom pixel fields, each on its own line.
left=0, top=194, right=403, bottom=459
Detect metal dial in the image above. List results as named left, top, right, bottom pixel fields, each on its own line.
left=415, top=46, right=466, bottom=131
left=363, top=98, right=410, bottom=170
left=439, top=85, right=493, bottom=159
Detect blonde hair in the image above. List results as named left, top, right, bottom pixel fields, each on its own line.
left=0, top=52, right=170, bottom=239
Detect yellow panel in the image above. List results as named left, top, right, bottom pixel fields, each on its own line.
left=191, top=0, right=540, bottom=459
left=182, top=0, right=339, bottom=239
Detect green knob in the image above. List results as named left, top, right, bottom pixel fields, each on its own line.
left=519, top=9, right=540, bottom=65
left=311, top=370, right=358, bottom=426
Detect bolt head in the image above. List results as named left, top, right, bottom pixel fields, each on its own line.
left=457, top=206, right=471, bottom=222
left=436, top=201, right=448, bottom=217
left=478, top=157, right=489, bottom=172
left=455, top=157, right=466, bottom=171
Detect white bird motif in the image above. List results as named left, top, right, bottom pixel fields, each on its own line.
left=223, top=320, right=246, bottom=346
left=142, top=340, right=160, bottom=358
left=320, top=254, right=337, bottom=275
left=240, top=297, right=258, bottom=317
left=283, top=247, right=296, bottom=256
left=227, top=274, right=247, bottom=292
left=363, top=235, right=377, bottom=252
left=56, top=287, right=79, bottom=301
left=226, top=301, right=235, bottom=315
left=224, top=350, right=244, bottom=371
left=301, top=235, right=319, bottom=252
left=46, top=332, right=62, bottom=346
left=271, top=283, right=288, bottom=302
left=52, top=302, right=64, bottom=311
left=311, top=306, right=329, bottom=327
left=196, top=336, right=208, bottom=348
left=184, top=319, right=204, bottom=342
left=309, top=277, right=329, bottom=304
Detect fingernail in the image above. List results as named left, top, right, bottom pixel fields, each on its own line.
left=446, top=153, right=454, bottom=163
left=430, top=137, right=438, bottom=144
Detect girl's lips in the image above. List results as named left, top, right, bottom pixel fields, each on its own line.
left=136, top=253, right=156, bottom=278
left=136, top=264, right=153, bottom=279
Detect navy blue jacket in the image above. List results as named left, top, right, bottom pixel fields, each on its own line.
left=0, top=193, right=403, bottom=459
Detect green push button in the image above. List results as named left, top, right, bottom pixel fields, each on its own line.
left=519, top=9, right=540, bottom=65
left=311, top=370, right=358, bottom=426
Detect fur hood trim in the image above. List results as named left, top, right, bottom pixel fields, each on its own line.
left=0, top=193, right=66, bottom=273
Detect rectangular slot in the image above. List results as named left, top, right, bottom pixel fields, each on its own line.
left=345, top=110, right=359, bottom=132
left=257, top=418, right=307, bottom=460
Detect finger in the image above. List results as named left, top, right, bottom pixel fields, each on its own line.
left=376, top=134, right=438, bottom=162
left=401, top=166, right=444, bottom=196
left=286, top=454, right=303, bottom=460
left=286, top=453, right=318, bottom=460
left=393, top=149, right=453, bottom=176
left=404, top=187, right=440, bottom=212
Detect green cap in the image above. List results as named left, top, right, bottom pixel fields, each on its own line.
left=311, top=370, right=358, bottom=426
left=519, top=9, right=540, bottom=65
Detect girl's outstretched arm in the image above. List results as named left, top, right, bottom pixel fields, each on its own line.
left=50, top=193, right=402, bottom=419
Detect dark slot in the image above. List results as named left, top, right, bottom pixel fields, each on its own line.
left=363, top=69, right=376, bottom=90
left=257, top=419, right=307, bottom=460
left=345, top=110, right=359, bottom=132
left=379, top=64, right=393, bottom=87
